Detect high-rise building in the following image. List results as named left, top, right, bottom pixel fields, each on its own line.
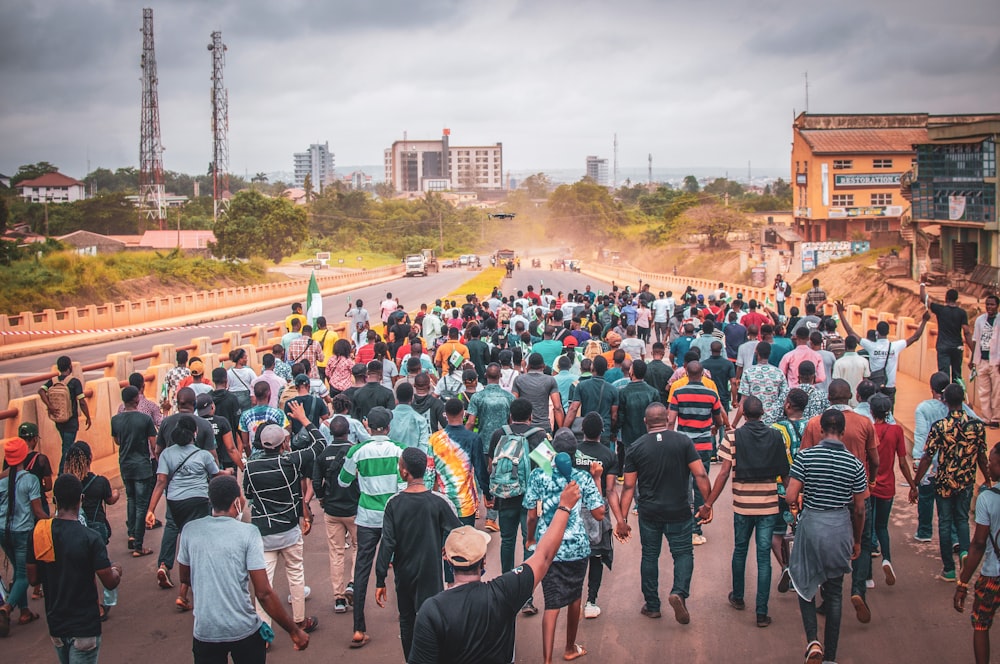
left=293, top=142, right=335, bottom=189
left=384, top=130, right=503, bottom=194
left=586, top=155, right=609, bottom=186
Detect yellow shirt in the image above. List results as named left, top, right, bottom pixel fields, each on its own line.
left=284, top=313, right=307, bottom=334
left=313, top=328, right=339, bottom=368
left=666, top=375, right=718, bottom=403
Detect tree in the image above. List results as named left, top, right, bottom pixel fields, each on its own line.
left=772, top=177, right=792, bottom=203
left=211, top=190, right=307, bottom=263
left=676, top=204, right=750, bottom=248
left=251, top=172, right=268, bottom=189
left=0, top=196, right=8, bottom=234
left=12, top=162, right=59, bottom=185
left=547, top=180, right=626, bottom=240
left=522, top=173, right=552, bottom=199
left=303, top=173, right=313, bottom=204
left=373, top=182, right=394, bottom=199
left=682, top=175, right=700, bottom=193
left=703, top=177, right=745, bottom=199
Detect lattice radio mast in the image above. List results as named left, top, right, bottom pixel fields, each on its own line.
left=209, top=31, right=229, bottom=222
left=139, top=8, right=166, bottom=228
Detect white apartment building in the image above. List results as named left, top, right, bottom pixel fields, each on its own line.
left=293, top=142, right=335, bottom=189
left=384, top=131, right=503, bottom=193
left=586, top=155, right=609, bottom=187
left=15, top=172, right=86, bottom=203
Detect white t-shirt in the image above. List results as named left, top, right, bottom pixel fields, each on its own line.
left=859, top=338, right=908, bottom=388
left=652, top=298, right=672, bottom=323
left=380, top=299, right=397, bottom=323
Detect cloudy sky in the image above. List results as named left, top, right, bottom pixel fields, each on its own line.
left=2, top=0, right=998, bottom=181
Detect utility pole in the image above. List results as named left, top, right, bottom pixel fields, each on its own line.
left=209, top=30, right=229, bottom=223
left=439, top=215, right=444, bottom=254
left=139, top=8, right=166, bottom=229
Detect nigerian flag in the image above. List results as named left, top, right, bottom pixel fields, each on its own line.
left=306, top=271, right=323, bottom=327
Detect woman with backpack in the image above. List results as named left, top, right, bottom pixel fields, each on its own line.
left=226, top=348, right=258, bottom=412
left=0, top=436, right=48, bottom=635
left=325, top=339, right=355, bottom=397
left=145, top=416, right=226, bottom=612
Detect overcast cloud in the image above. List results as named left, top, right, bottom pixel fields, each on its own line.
left=1, top=0, right=998, bottom=181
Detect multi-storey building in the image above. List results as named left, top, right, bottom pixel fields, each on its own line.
left=586, top=155, right=609, bottom=187
left=384, top=130, right=503, bottom=194
left=293, top=142, right=335, bottom=190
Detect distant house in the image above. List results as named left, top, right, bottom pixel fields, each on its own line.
left=2, top=223, right=46, bottom=245
left=15, top=172, right=86, bottom=203
left=0, top=173, right=10, bottom=189
left=57, top=230, right=127, bottom=255
left=138, top=230, right=216, bottom=250
left=281, top=188, right=308, bottom=205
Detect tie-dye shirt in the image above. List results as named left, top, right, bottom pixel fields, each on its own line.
left=427, top=425, right=489, bottom=519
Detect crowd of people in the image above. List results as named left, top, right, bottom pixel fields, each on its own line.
left=1, top=276, right=998, bottom=664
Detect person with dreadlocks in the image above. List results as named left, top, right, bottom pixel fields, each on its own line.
left=0, top=434, right=48, bottom=634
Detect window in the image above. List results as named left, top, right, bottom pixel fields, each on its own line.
left=833, top=160, right=853, bottom=170
left=870, top=193, right=893, bottom=206
left=832, top=194, right=854, bottom=206
left=865, top=219, right=889, bottom=232
left=873, top=159, right=893, bottom=169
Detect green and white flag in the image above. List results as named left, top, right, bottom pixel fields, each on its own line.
left=306, top=271, right=323, bottom=327
left=529, top=439, right=557, bottom=475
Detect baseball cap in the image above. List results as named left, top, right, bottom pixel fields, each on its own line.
left=294, top=373, right=311, bottom=387
left=365, top=406, right=393, bottom=430
left=189, top=360, right=205, bottom=376
left=195, top=393, right=214, bottom=416
left=17, top=422, right=39, bottom=439
left=259, top=424, right=287, bottom=450
left=563, top=335, right=579, bottom=348
left=444, top=525, right=491, bottom=566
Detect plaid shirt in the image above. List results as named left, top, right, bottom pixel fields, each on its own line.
left=287, top=337, right=324, bottom=379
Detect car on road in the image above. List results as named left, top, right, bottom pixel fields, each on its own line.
left=298, top=258, right=327, bottom=269
left=459, top=255, right=470, bottom=266
left=441, top=259, right=457, bottom=268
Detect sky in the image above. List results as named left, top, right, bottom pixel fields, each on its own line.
left=2, top=0, right=998, bottom=182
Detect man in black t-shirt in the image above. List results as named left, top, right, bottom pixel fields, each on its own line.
left=618, top=402, right=712, bottom=625
left=111, top=387, right=157, bottom=555
left=574, top=413, right=623, bottom=619
left=407, top=483, right=580, bottom=664
left=27, top=474, right=122, bottom=661
left=39, top=355, right=92, bottom=474
left=209, top=367, right=242, bottom=437
left=196, top=393, right=243, bottom=472
left=921, top=284, right=972, bottom=383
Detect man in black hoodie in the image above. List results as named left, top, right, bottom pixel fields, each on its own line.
left=410, top=372, right=446, bottom=433
left=701, top=396, right=789, bottom=628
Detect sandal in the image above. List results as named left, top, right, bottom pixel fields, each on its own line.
left=349, top=632, right=370, bottom=649
left=805, top=640, right=823, bottom=663
left=132, top=547, right=154, bottom=558
left=564, top=643, right=588, bottom=661
left=296, top=616, right=319, bottom=633
left=175, top=597, right=193, bottom=612
left=31, top=586, right=44, bottom=599
left=17, top=610, right=40, bottom=625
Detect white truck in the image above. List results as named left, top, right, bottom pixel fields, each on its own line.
left=405, top=253, right=427, bottom=277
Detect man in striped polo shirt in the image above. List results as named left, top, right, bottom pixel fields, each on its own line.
left=668, top=361, right=728, bottom=545
left=703, top=396, right=789, bottom=628
left=338, top=406, right=405, bottom=649
left=786, top=409, right=868, bottom=664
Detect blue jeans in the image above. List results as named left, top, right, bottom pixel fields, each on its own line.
left=0, top=530, right=30, bottom=610
left=157, top=506, right=178, bottom=570
left=690, top=450, right=711, bottom=535
left=124, top=477, right=155, bottom=549
left=850, top=497, right=874, bottom=598
left=57, top=428, right=78, bottom=474
left=732, top=513, right=778, bottom=616
left=638, top=517, right=694, bottom=611
left=937, top=486, right=973, bottom=573
left=497, top=497, right=529, bottom=573
left=53, top=635, right=102, bottom=664
left=916, top=481, right=935, bottom=539
left=872, top=496, right=894, bottom=562
left=799, top=576, right=843, bottom=661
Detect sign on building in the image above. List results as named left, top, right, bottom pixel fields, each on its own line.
left=833, top=174, right=902, bottom=188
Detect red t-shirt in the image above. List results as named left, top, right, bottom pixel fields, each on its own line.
left=873, top=421, right=906, bottom=499
left=741, top=311, right=770, bottom=331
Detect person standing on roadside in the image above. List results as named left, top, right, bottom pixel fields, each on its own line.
left=26, top=474, right=122, bottom=659
left=375, top=447, right=462, bottom=661
left=786, top=408, right=868, bottom=664
left=178, top=475, right=310, bottom=660
left=922, top=284, right=973, bottom=383
left=619, top=403, right=712, bottom=625
left=38, top=355, right=91, bottom=474
left=970, top=294, right=1000, bottom=428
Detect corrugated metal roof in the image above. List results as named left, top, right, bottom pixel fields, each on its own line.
left=799, top=128, right=928, bottom=154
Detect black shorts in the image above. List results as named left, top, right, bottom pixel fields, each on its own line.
left=541, top=559, right=588, bottom=610
left=168, top=496, right=211, bottom=531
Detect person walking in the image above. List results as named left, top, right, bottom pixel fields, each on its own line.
left=112, top=386, right=159, bottom=549
left=922, top=284, right=973, bottom=383
left=38, top=355, right=92, bottom=474
left=374, top=447, right=462, bottom=660
left=703, top=396, right=789, bottom=628
left=786, top=409, right=868, bottom=664
left=467, top=363, right=515, bottom=532
left=25, top=474, right=122, bottom=660
left=618, top=402, right=712, bottom=624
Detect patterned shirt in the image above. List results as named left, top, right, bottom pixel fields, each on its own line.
left=717, top=427, right=786, bottom=516
left=116, top=394, right=163, bottom=429
left=338, top=435, right=405, bottom=528
left=799, top=383, right=830, bottom=420
left=287, top=337, right=324, bottom=379
left=427, top=426, right=489, bottom=519
left=272, top=359, right=293, bottom=383
left=738, top=364, right=788, bottom=425
left=522, top=467, right=603, bottom=562
left=772, top=418, right=807, bottom=468
left=790, top=440, right=866, bottom=511
left=925, top=410, right=987, bottom=498
left=467, top=385, right=515, bottom=448
left=164, top=366, right=191, bottom=410
left=238, top=406, right=289, bottom=446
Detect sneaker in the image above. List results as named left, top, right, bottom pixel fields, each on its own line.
left=692, top=533, right=707, bottom=546
left=850, top=594, right=871, bottom=623
left=157, top=565, right=174, bottom=589
left=938, top=570, right=957, bottom=582
left=521, top=599, right=539, bottom=616
left=668, top=594, right=690, bottom=624
left=583, top=602, right=601, bottom=619
left=640, top=605, right=661, bottom=619
left=288, top=586, right=311, bottom=604
left=484, top=519, right=500, bottom=533
left=728, top=592, right=745, bottom=611
left=883, top=560, right=896, bottom=586
left=345, top=582, right=355, bottom=605
left=756, top=614, right=771, bottom=628
left=914, top=534, right=933, bottom=543
left=870, top=548, right=881, bottom=558
left=865, top=579, right=875, bottom=589
left=777, top=568, right=791, bottom=594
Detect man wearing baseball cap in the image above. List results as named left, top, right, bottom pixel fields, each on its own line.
left=407, top=482, right=582, bottom=664
left=7, top=423, right=53, bottom=518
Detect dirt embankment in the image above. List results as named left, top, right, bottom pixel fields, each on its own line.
left=627, top=245, right=745, bottom=283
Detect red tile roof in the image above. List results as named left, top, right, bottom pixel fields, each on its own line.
left=139, top=230, right=216, bottom=250
left=14, top=172, right=85, bottom=188
left=798, top=128, right=928, bottom=155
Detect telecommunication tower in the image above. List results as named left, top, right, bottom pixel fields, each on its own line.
left=139, top=8, right=166, bottom=227
left=208, top=31, right=229, bottom=222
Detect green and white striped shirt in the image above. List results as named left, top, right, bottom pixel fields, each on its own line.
left=338, top=435, right=405, bottom=528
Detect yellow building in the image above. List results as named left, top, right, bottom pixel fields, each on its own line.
left=791, top=113, right=925, bottom=242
